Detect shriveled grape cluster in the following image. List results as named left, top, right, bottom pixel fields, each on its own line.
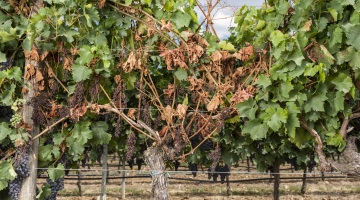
left=126, top=132, right=136, bottom=161
left=216, top=108, right=231, bottom=132
left=31, top=92, right=52, bottom=126
left=199, top=136, right=213, bottom=151
left=209, top=147, right=220, bottom=173
left=89, top=76, right=99, bottom=102
left=152, top=115, right=162, bottom=130
left=173, top=126, right=183, bottom=154
left=114, top=117, right=123, bottom=138
left=69, top=82, right=84, bottom=108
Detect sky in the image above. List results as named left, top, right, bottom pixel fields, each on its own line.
left=194, top=0, right=265, bottom=40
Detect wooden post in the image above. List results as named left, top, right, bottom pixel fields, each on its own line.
left=226, top=166, right=232, bottom=196
left=132, top=167, right=135, bottom=185
left=273, top=164, right=280, bottom=200
left=301, top=169, right=307, bottom=195
left=100, top=114, right=109, bottom=200
left=122, top=154, right=126, bottom=199
left=77, top=170, right=82, bottom=196
left=247, top=157, right=250, bottom=172
left=19, top=1, right=42, bottom=200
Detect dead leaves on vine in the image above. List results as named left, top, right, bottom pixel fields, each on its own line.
left=127, top=108, right=137, bottom=120
left=123, top=52, right=142, bottom=73
left=159, top=48, right=187, bottom=70
left=207, top=95, right=223, bottom=111
left=187, top=77, right=203, bottom=91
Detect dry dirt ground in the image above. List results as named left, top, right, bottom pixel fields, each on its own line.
left=37, top=159, right=360, bottom=200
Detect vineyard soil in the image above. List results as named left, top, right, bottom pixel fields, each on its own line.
left=36, top=162, right=360, bottom=200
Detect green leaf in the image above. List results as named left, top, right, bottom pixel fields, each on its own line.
left=175, top=68, right=188, bottom=81
left=36, top=184, right=52, bottom=200
left=328, top=8, right=338, bottom=21
left=286, top=102, right=301, bottom=114
left=304, top=93, right=328, bottom=112
left=349, top=51, right=360, bottom=70
left=76, top=45, right=93, bottom=65
left=0, top=122, right=11, bottom=142
left=164, top=1, right=175, bottom=11
left=0, top=84, right=15, bottom=106
left=331, top=73, right=354, bottom=93
left=95, top=33, right=107, bottom=47
left=285, top=113, right=300, bottom=139
left=0, top=161, right=17, bottom=181
left=182, top=94, right=188, bottom=106
left=242, top=119, right=268, bottom=140
left=224, top=116, right=240, bottom=124
left=0, top=67, right=22, bottom=82
left=303, top=63, right=318, bottom=76
left=48, top=164, right=65, bottom=181
left=279, top=81, right=294, bottom=98
left=344, top=24, right=360, bottom=51
left=71, top=64, right=92, bottom=82
left=0, top=52, right=5, bottom=62
left=254, top=74, right=271, bottom=88
left=263, top=108, right=288, bottom=131
left=122, top=72, right=138, bottom=90
left=329, top=26, right=343, bottom=48
left=73, top=121, right=93, bottom=145
left=269, top=30, right=285, bottom=47
left=234, top=98, right=258, bottom=120
left=256, top=20, right=265, bottom=30
left=91, top=121, right=111, bottom=144
left=217, top=40, right=236, bottom=51
left=125, top=0, right=132, bottom=6
left=172, top=11, right=192, bottom=28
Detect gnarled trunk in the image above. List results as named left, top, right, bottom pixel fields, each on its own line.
left=144, top=146, right=169, bottom=200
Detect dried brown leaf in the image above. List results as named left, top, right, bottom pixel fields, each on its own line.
left=40, top=50, right=50, bottom=61
left=159, top=126, right=168, bottom=137
left=70, top=48, right=79, bottom=55
left=219, top=83, right=234, bottom=94
left=21, top=87, right=28, bottom=94
left=211, top=51, right=222, bottom=62
left=176, top=104, right=188, bottom=119
left=24, top=64, right=35, bottom=80
left=127, top=108, right=137, bottom=120
left=163, top=84, right=176, bottom=98
left=207, top=95, right=223, bottom=111
left=114, top=75, right=122, bottom=85
left=187, top=77, right=203, bottom=91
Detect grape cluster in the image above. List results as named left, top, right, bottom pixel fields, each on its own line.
left=89, top=76, right=99, bottom=102
left=216, top=108, right=231, bottom=132
left=188, top=162, right=198, bottom=177
left=8, top=141, right=31, bottom=200
left=178, top=86, right=185, bottom=95
left=68, top=82, right=84, bottom=110
left=209, top=147, right=220, bottom=173
left=44, top=176, right=64, bottom=200
left=266, top=165, right=274, bottom=174
left=96, top=148, right=103, bottom=166
left=136, top=157, right=144, bottom=170
left=81, top=150, right=88, bottom=168
left=285, top=158, right=298, bottom=171
left=31, top=92, right=52, bottom=126
left=0, top=57, right=14, bottom=71
left=173, top=126, right=183, bottom=154
left=126, top=132, right=136, bottom=161
left=50, top=82, right=59, bottom=97
left=0, top=106, right=13, bottom=121
left=199, top=137, right=213, bottom=151
left=254, top=141, right=264, bottom=156
left=152, top=115, right=162, bottom=130
left=207, top=167, right=218, bottom=182
left=115, top=118, right=123, bottom=138
left=174, top=161, right=180, bottom=171
left=189, top=130, right=199, bottom=149
left=217, top=165, right=230, bottom=184
left=164, top=95, right=172, bottom=105
left=249, top=154, right=255, bottom=163
left=58, top=154, right=70, bottom=175
left=44, top=137, right=55, bottom=146
left=308, top=153, right=317, bottom=173
left=127, top=157, right=135, bottom=169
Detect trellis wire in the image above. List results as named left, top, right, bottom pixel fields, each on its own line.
left=34, top=168, right=342, bottom=175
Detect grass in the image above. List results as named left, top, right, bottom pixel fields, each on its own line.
left=58, top=189, right=83, bottom=196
